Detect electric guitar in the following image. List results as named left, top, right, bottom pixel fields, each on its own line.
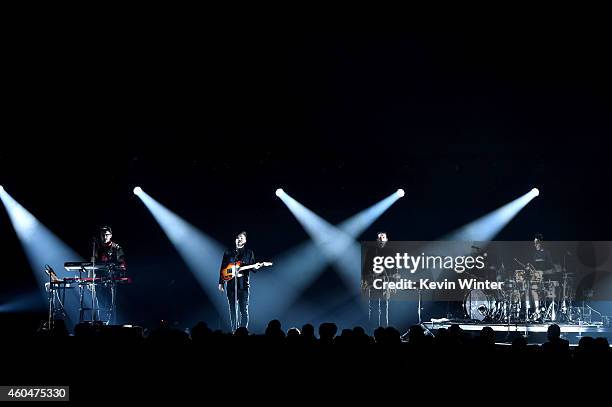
left=220, top=261, right=273, bottom=281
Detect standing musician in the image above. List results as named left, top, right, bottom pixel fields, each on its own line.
left=92, top=225, right=127, bottom=323
left=363, top=232, right=396, bottom=328
left=533, top=234, right=554, bottom=274
left=218, top=231, right=261, bottom=331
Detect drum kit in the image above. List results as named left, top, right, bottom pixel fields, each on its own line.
left=462, top=261, right=581, bottom=324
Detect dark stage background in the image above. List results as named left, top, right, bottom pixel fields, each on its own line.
left=2, top=24, right=611, bottom=332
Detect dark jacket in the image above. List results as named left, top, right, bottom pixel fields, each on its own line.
left=533, top=247, right=554, bottom=271
left=219, top=247, right=256, bottom=290
left=361, top=242, right=396, bottom=299
left=95, top=241, right=127, bottom=270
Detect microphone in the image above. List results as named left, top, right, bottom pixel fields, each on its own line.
left=44, top=264, right=58, bottom=281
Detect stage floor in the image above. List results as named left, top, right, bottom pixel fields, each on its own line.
left=423, top=320, right=612, bottom=345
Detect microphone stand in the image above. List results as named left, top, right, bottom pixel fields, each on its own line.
left=234, top=263, right=239, bottom=331
left=562, top=252, right=568, bottom=322
left=91, top=237, right=98, bottom=323
left=47, top=266, right=53, bottom=330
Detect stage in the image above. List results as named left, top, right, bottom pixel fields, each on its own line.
left=423, top=320, right=612, bottom=345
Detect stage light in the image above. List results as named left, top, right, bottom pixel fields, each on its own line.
left=276, top=190, right=354, bottom=260
left=383, top=187, right=542, bottom=330
left=0, top=188, right=87, bottom=324
left=258, top=192, right=360, bottom=324
left=134, top=188, right=228, bottom=325
left=275, top=188, right=284, bottom=197
left=341, top=190, right=405, bottom=237
left=133, top=186, right=142, bottom=196
left=0, top=185, right=4, bottom=192
left=258, top=189, right=404, bottom=328
left=445, top=188, right=540, bottom=241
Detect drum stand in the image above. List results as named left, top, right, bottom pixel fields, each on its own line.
left=508, top=289, right=521, bottom=323
left=586, top=304, right=603, bottom=325
left=542, top=283, right=556, bottom=322
left=524, top=270, right=532, bottom=321
left=560, top=273, right=573, bottom=323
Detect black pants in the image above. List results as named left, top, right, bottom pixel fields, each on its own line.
left=368, top=289, right=389, bottom=328
left=226, top=287, right=249, bottom=331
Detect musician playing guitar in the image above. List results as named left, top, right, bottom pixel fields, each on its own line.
left=218, top=231, right=266, bottom=331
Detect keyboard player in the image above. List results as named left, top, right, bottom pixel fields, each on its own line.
left=95, top=225, right=127, bottom=274
left=92, top=225, right=127, bottom=324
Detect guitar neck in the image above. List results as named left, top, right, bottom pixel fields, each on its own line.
left=238, top=262, right=272, bottom=271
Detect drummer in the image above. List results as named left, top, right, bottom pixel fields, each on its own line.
left=533, top=234, right=554, bottom=274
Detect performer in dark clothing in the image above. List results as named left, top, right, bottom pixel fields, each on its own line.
left=533, top=233, right=554, bottom=273
left=92, top=225, right=127, bottom=324
left=362, top=232, right=396, bottom=328
left=218, top=231, right=261, bottom=331
left=95, top=226, right=127, bottom=273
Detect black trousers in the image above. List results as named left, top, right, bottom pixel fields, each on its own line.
left=226, top=286, right=249, bottom=331
left=368, top=289, right=389, bottom=328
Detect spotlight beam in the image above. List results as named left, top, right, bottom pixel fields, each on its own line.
left=0, top=188, right=86, bottom=325
left=256, top=190, right=403, bottom=324
left=340, top=189, right=404, bottom=237
left=134, top=188, right=227, bottom=320
left=270, top=187, right=538, bottom=330
left=444, top=188, right=540, bottom=241
left=384, top=188, right=542, bottom=329
left=276, top=191, right=355, bottom=260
